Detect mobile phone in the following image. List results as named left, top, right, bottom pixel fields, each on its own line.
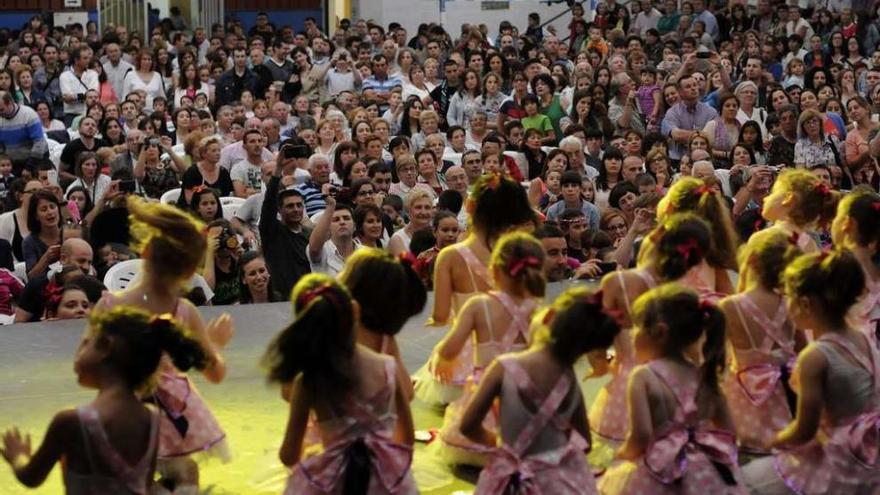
left=119, top=179, right=137, bottom=193
left=696, top=51, right=711, bottom=59
left=597, top=261, right=618, bottom=275
left=282, top=143, right=310, bottom=159
left=47, top=169, right=58, bottom=186
left=329, top=186, right=352, bottom=202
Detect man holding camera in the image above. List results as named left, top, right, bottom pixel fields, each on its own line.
left=59, top=47, right=99, bottom=127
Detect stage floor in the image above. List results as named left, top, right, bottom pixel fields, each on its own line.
left=0, top=282, right=604, bottom=494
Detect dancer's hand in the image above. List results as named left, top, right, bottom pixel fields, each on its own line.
left=0, top=428, right=31, bottom=466
left=206, top=313, right=234, bottom=348
left=434, top=356, right=456, bottom=385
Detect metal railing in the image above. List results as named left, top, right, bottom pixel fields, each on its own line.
left=97, top=0, right=150, bottom=40
left=537, top=0, right=580, bottom=42
left=194, top=0, right=224, bottom=38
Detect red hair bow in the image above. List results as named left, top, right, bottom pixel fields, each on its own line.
left=191, top=184, right=208, bottom=194
left=508, top=256, right=541, bottom=277
left=43, top=281, right=64, bottom=309
left=694, top=183, right=711, bottom=197
left=297, top=284, right=336, bottom=308
left=675, top=238, right=702, bottom=264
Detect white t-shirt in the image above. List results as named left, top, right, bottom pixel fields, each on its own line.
left=230, top=160, right=263, bottom=193
left=122, top=71, right=165, bottom=111
left=310, top=240, right=359, bottom=277
left=59, top=69, right=99, bottom=115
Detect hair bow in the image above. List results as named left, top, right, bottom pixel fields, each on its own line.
left=814, top=181, right=831, bottom=197
left=675, top=238, right=702, bottom=264
left=508, top=256, right=541, bottom=277
left=399, top=251, right=427, bottom=276
left=43, top=281, right=64, bottom=309
left=297, top=284, right=336, bottom=308
left=699, top=299, right=715, bottom=319
left=693, top=183, right=711, bottom=197
left=191, top=184, right=208, bottom=194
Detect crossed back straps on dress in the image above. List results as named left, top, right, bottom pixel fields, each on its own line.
left=74, top=405, right=159, bottom=494
left=482, top=291, right=537, bottom=352
left=498, top=358, right=576, bottom=456
left=731, top=293, right=794, bottom=357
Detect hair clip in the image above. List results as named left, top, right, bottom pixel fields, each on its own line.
left=508, top=256, right=541, bottom=277
left=675, top=238, right=702, bottom=264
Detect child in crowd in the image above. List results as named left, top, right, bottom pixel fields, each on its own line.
left=94, top=198, right=233, bottom=494
left=0, top=154, right=15, bottom=205
left=599, top=284, right=746, bottom=494
left=520, top=94, right=554, bottom=143
left=719, top=229, right=803, bottom=455
left=461, top=286, right=621, bottom=494
left=435, top=232, right=546, bottom=466
left=0, top=306, right=207, bottom=493
left=264, top=273, right=417, bottom=494
left=761, top=169, right=839, bottom=253
left=637, top=66, right=662, bottom=133
left=416, top=210, right=461, bottom=290
left=188, top=186, right=223, bottom=223
left=830, top=190, right=880, bottom=343
left=743, top=250, right=880, bottom=494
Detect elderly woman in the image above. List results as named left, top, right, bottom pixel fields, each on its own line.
left=734, top=81, right=767, bottom=137
left=794, top=109, right=841, bottom=169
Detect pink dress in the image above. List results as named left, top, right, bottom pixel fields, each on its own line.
left=285, top=357, right=417, bottom=495
left=743, top=333, right=880, bottom=495
left=720, top=293, right=796, bottom=454
left=852, top=272, right=880, bottom=347
left=64, top=405, right=159, bottom=495
left=474, top=357, right=596, bottom=494
left=98, top=293, right=228, bottom=461
left=598, top=360, right=747, bottom=495
left=415, top=244, right=491, bottom=406
left=588, top=269, right=655, bottom=468
left=439, top=291, right=538, bottom=466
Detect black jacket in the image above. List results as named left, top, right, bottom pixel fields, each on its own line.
left=259, top=176, right=311, bottom=299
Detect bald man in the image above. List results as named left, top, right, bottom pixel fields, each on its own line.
left=15, top=238, right=95, bottom=322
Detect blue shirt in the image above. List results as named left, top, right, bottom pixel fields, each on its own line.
left=362, top=74, right=403, bottom=95
left=294, top=181, right=328, bottom=217
left=661, top=100, right=718, bottom=160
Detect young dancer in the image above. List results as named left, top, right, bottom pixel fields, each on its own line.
left=761, top=169, right=839, bottom=253
left=743, top=250, right=880, bottom=494
left=599, top=284, right=746, bottom=494
left=94, top=198, right=233, bottom=494
left=459, top=286, right=621, bottom=494
left=416, top=173, right=535, bottom=406
left=264, top=273, right=417, bottom=495
left=719, top=229, right=804, bottom=455
left=0, top=306, right=206, bottom=494
left=589, top=212, right=716, bottom=467
left=435, top=232, right=546, bottom=466
left=830, top=190, right=880, bottom=343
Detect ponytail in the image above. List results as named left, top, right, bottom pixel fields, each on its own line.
left=655, top=213, right=712, bottom=282
left=90, top=306, right=208, bottom=391
left=490, top=232, right=547, bottom=298
left=341, top=439, right=371, bottom=495
left=699, top=302, right=726, bottom=395
left=263, top=274, right=357, bottom=396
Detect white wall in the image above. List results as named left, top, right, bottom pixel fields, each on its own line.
left=353, top=0, right=577, bottom=42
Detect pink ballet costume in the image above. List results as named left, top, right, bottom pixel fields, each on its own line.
left=438, top=291, right=537, bottom=467
left=63, top=405, right=159, bottom=495
left=743, top=333, right=880, bottom=495
left=99, top=293, right=229, bottom=461
left=285, top=357, right=418, bottom=495
left=720, top=293, right=796, bottom=454
left=415, top=244, right=491, bottom=406
left=588, top=269, right=655, bottom=468
left=598, top=359, right=747, bottom=495
left=474, top=357, right=596, bottom=495
left=852, top=272, right=880, bottom=346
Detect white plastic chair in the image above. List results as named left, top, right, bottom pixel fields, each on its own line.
left=103, top=259, right=143, bottom=292
left=13, top=261, right=26, bottom=283
left=220, top=196, right=246, bottom=220
left=442, top=152, right=463, bottom=167
left=160, top=188, right=182, bottom=205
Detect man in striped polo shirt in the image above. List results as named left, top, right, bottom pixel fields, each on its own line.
left=361, top=55, right=402, bottom=110
left=0, top=91, right=48, bottom=175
